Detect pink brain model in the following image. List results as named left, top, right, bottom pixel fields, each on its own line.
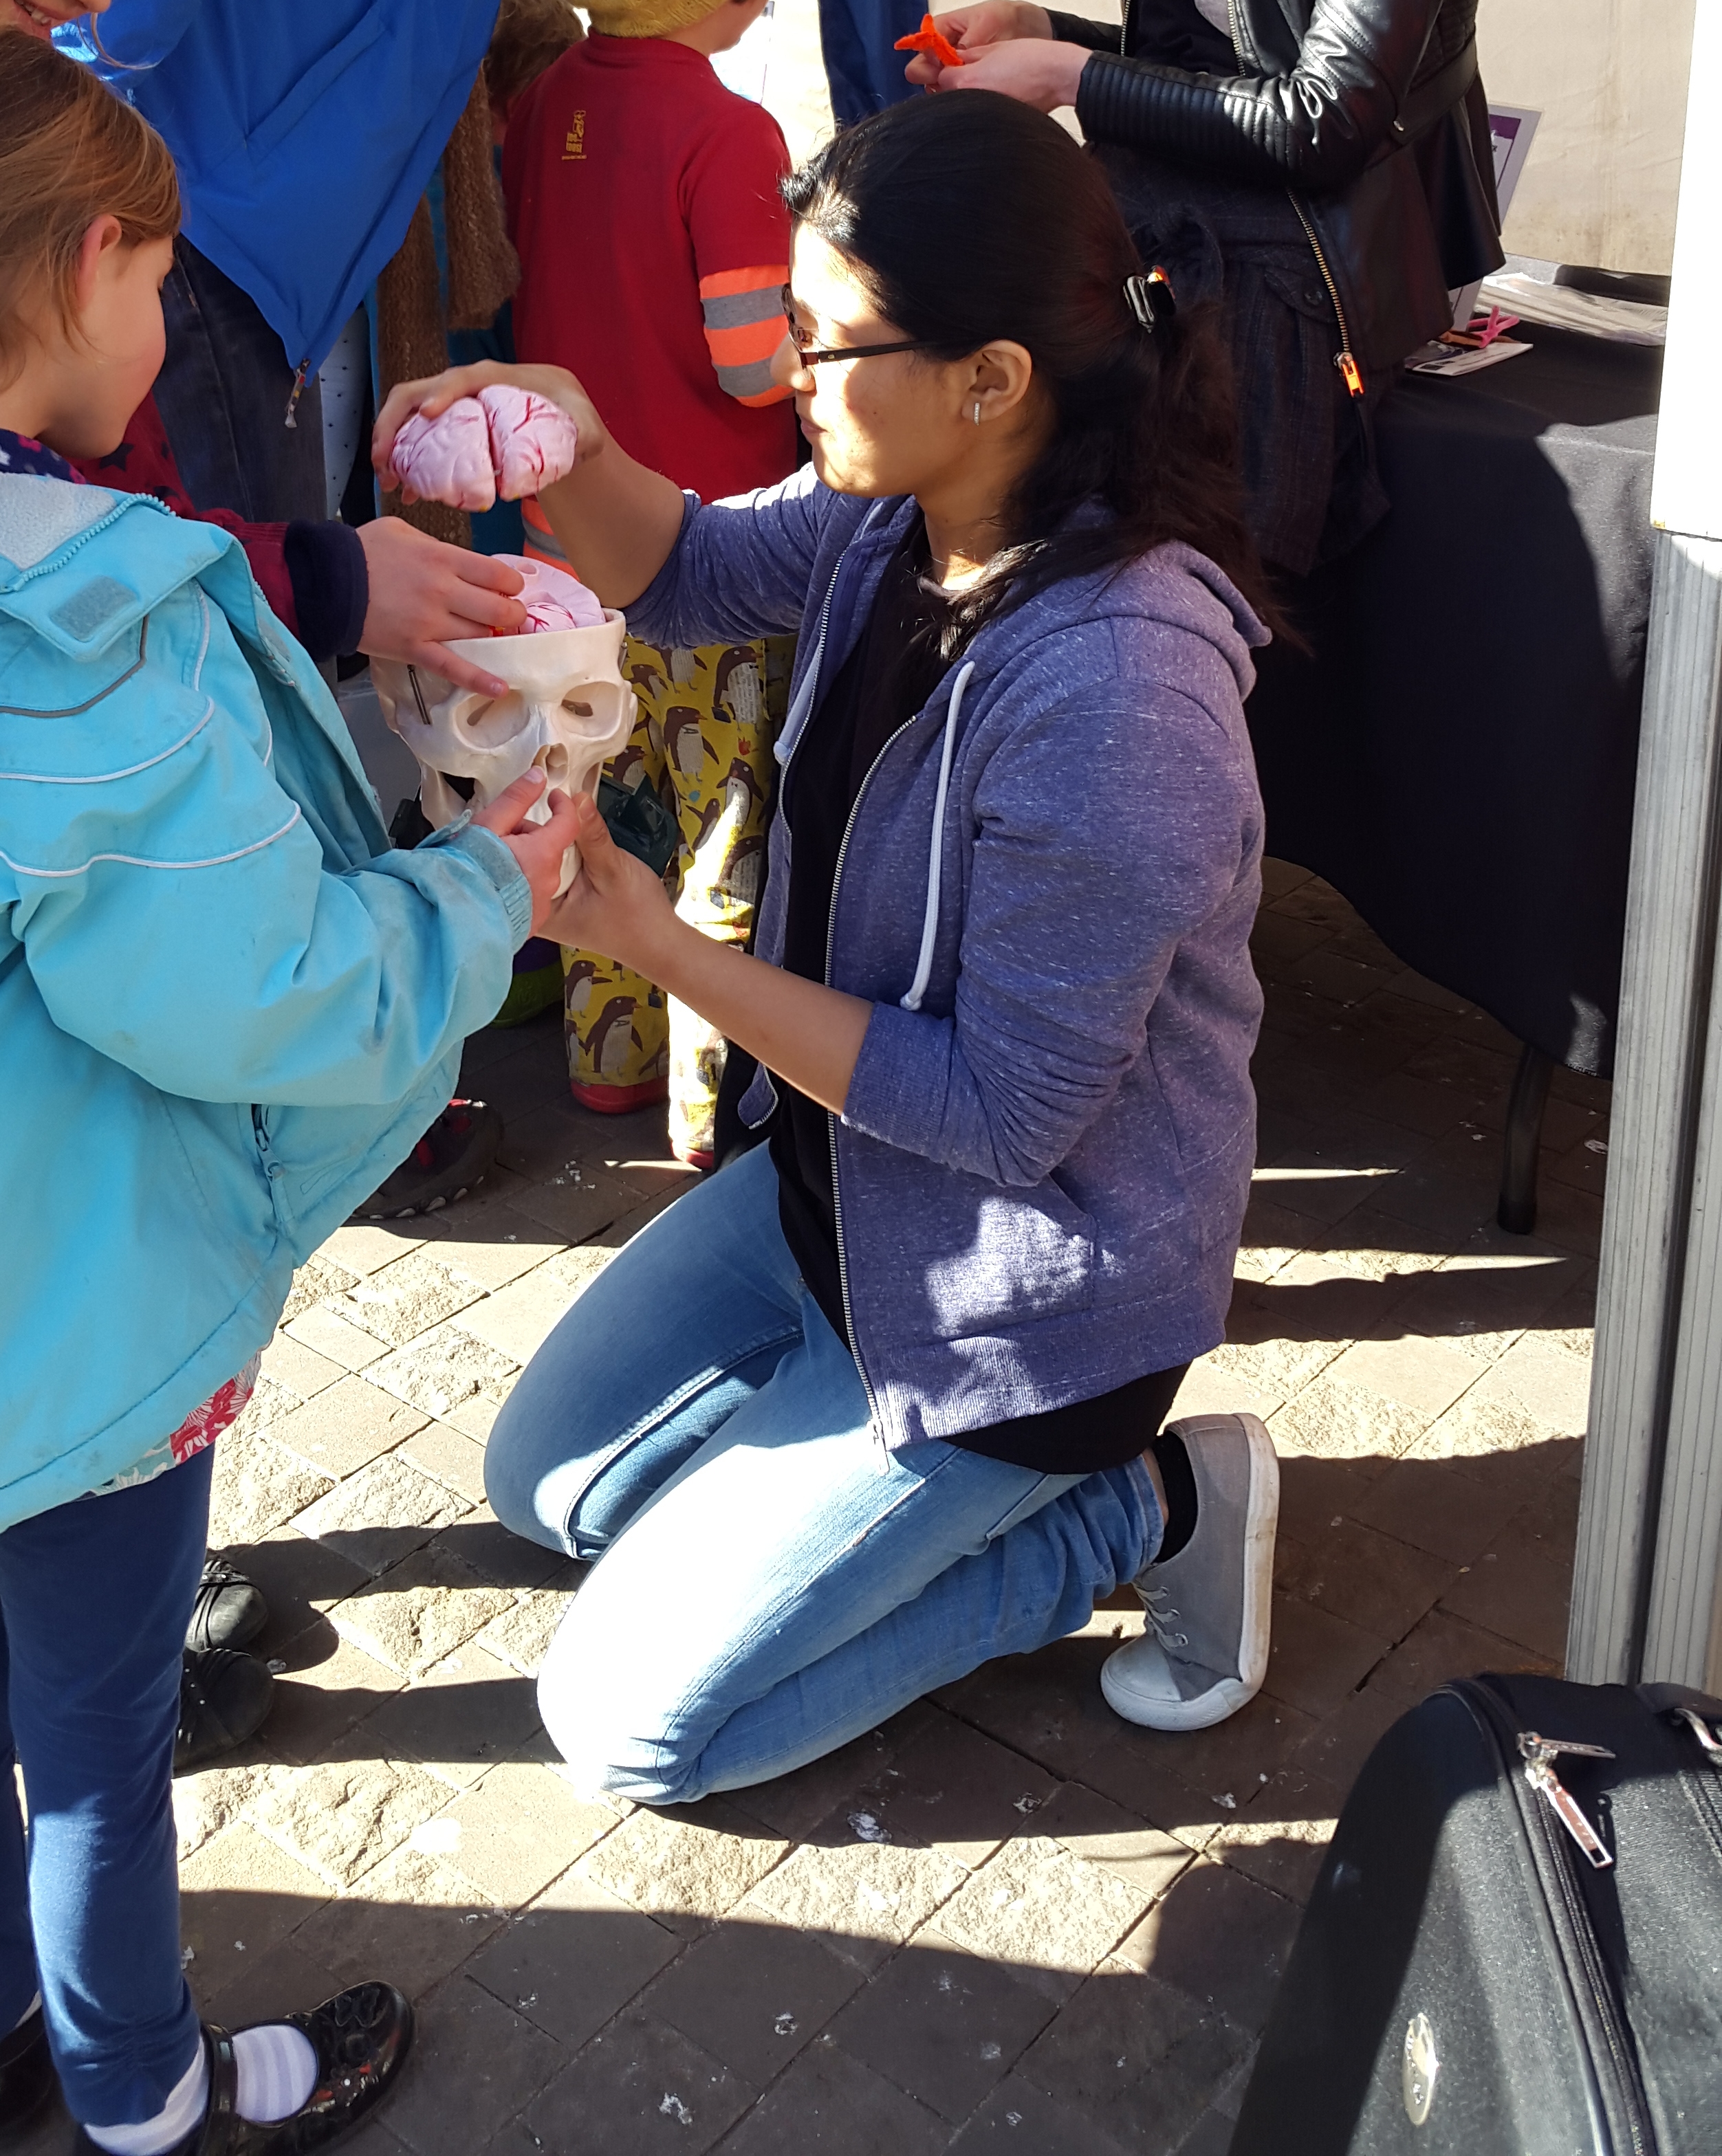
left=492, top=555, right=607, bottom=636
left=389, top=386, right=580, bottom=512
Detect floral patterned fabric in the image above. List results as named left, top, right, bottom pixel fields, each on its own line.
left=558, top=630, right=792, bottom=1163
left=85, top=1354, right=261, bottom=1500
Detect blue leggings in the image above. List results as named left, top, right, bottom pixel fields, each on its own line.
left=0, top=1450, right=210, bottom=2126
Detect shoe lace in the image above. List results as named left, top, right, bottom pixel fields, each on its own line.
left=1142, top=1585, right=1190, bottom=1651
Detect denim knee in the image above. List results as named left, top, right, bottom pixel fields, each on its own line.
left=534, top=1652, right=708, bottom=1810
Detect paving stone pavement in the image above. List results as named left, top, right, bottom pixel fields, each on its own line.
left=23, top=865, right=1606, bottom=2154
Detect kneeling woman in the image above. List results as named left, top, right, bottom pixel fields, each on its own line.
left=380, top=90, right=1280, bottom=1806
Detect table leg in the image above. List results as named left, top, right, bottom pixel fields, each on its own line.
left=1498, top=1043, right=1554, bottom=1235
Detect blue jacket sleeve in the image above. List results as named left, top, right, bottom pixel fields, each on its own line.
left=12, top=621, right=530, bottom=1111
left=840, top=637, right=1258, bottom=1186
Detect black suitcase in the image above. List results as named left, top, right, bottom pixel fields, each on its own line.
left=1230, top=1673, right=1722, bottom=2155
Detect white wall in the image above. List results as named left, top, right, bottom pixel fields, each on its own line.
left=1477, top=0, right=1694, bottom=272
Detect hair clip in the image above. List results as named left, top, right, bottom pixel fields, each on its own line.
left=1124, top=267, right=1177, bottom=332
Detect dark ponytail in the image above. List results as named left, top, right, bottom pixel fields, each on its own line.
left=782, top=91, right=1280, bottom=641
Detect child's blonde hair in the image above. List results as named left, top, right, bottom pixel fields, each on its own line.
left=0, top=32, right=179, bottom=389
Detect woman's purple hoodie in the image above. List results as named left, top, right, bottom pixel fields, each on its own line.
left=629, top=467, right=1266, bottom=1451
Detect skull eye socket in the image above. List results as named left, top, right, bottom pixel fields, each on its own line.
left=461, top=698, right=532, bottom=747
left=563, top=697, right=595, bottom=719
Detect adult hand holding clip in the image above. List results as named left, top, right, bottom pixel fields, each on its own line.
left=901, top=3, right=1085, bottom=111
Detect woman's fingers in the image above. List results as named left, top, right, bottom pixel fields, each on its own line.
left=371, top=362, right=608, bottom=481
left=371, top=363, right=511, bottom=476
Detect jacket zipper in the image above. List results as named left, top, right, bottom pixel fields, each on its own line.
left=1287, top=195, right=1366, bottom=397
left=1219, top=0, right=1364, bottom=397
left=822, top=714, right=919, bottom=1445
left=284, top=361, right=312, bottom=430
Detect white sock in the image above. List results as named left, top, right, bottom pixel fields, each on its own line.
left=82, top=2023, right=317, bottom=2153
left=231, top=2023, right=318, bottom=2124
left=85, top=2043, right=207, bottom=2156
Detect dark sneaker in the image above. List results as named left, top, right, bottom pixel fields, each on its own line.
left=175, top=1650, right=275, bottom=1775
left=1101, top=1413, right=1279, bottom=1732
left=0, top=2007, right=54, bottom=2141
left=350, top=1099, right=503, bottom=1220
left=186, top=1555, right=269, bottom=1654
left=69, top=1982, right=413, bottom=2156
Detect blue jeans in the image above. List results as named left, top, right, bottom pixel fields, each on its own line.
left=484, top=1145, right=1164, bottom=1805
left=817, top=0, right=926, bottom=123
left=154, top=239, right=327, bottom=524
left=0, top=1449, right=211, bottom=2126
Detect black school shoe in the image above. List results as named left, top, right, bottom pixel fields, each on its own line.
left=69, top=1983, right=413, bottom=2156
left=349, top=1100, right=503, bottom=1221
left=174, top=1651, right=274, bottom=1776
left=186, top=1557, right=268, bottom=1655
left=0, top=2008, right=54, bottom=2142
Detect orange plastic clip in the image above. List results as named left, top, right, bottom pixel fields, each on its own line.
left=895, top=12, right=965, bottom=66
left=1336, top=351, right=1364, bottom=397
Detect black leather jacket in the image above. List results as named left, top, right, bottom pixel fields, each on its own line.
left=1048, top=0, right=1502, bottom=371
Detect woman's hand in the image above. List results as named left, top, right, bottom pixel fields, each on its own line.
left=469, top=771, right=585, bottom=936
left=923, top=33, right=1087, bottom=109
left=541, top=793, right=677, bottom=978
left=546, top=798, right=873, bottom=1116
left=372, top=361, right=609, bottom=504
left=356, top=517, right=525, bottom=696
left=901, top=1, right=1054, bottom=85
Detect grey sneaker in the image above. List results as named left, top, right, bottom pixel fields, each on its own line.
left=1101, top=1412, right=1279, bottom=1731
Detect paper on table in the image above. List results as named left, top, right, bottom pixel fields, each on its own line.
left=1477, top=274, right=1667, bottom=346
left=1407, top=337, right=1532, bottom=377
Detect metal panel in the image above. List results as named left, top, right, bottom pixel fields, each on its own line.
left=1569, top=0, right=1722, bottom=1684
left=1569, top=534, right=1722, bottom=1683
left=1646, top=558, right=1722, bottom=1684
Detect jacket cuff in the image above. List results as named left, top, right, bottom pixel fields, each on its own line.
left=1047, top=10, right=1122, bottom=51
left=840, top=1002, right=939, bottom=1154
left=432, top=818, right=536, bottom=950
left=282, top=519, right=369, bottom=663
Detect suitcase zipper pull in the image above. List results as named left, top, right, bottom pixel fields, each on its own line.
left=1670, top=1706, right=1722, bottom=1763
left=1518, top=1732, right=1616, bottom=1869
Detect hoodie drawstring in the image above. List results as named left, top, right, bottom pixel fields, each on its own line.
left=899, top=660, right=974, bottom=1014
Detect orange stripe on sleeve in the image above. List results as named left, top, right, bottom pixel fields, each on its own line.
left=699, top=265, right=792, bottom=406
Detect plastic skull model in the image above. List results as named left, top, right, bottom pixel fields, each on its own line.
left=371, top=610, right=636, bottom=887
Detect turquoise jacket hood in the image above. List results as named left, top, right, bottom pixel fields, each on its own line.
left=0, top=476, right=529, bottom=1528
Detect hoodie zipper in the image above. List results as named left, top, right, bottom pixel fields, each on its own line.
left=1221, top=0, right=1364, bottom=397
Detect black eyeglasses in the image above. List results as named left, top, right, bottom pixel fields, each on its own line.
left=781, top=285, right=934, bottom=368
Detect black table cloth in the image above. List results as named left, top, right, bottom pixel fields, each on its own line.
left=1246, top=325, right=1662, bottom=1077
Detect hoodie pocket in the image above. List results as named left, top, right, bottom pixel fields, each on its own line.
left=246, top=6, right=385, bottom=164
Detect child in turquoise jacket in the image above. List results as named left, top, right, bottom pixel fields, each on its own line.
left=0, top=39, right=576, bottom=2155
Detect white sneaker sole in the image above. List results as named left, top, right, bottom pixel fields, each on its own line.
left=1100, top=1411, right=1280, bottom=1732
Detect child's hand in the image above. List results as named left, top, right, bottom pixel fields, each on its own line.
left=373, top=363, right=608, bottom=501
left=469, top=771, right=582, bottom=934
left=358, top=518, right=526, bottom=695
left=541, top=793, right=677, bottom=976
